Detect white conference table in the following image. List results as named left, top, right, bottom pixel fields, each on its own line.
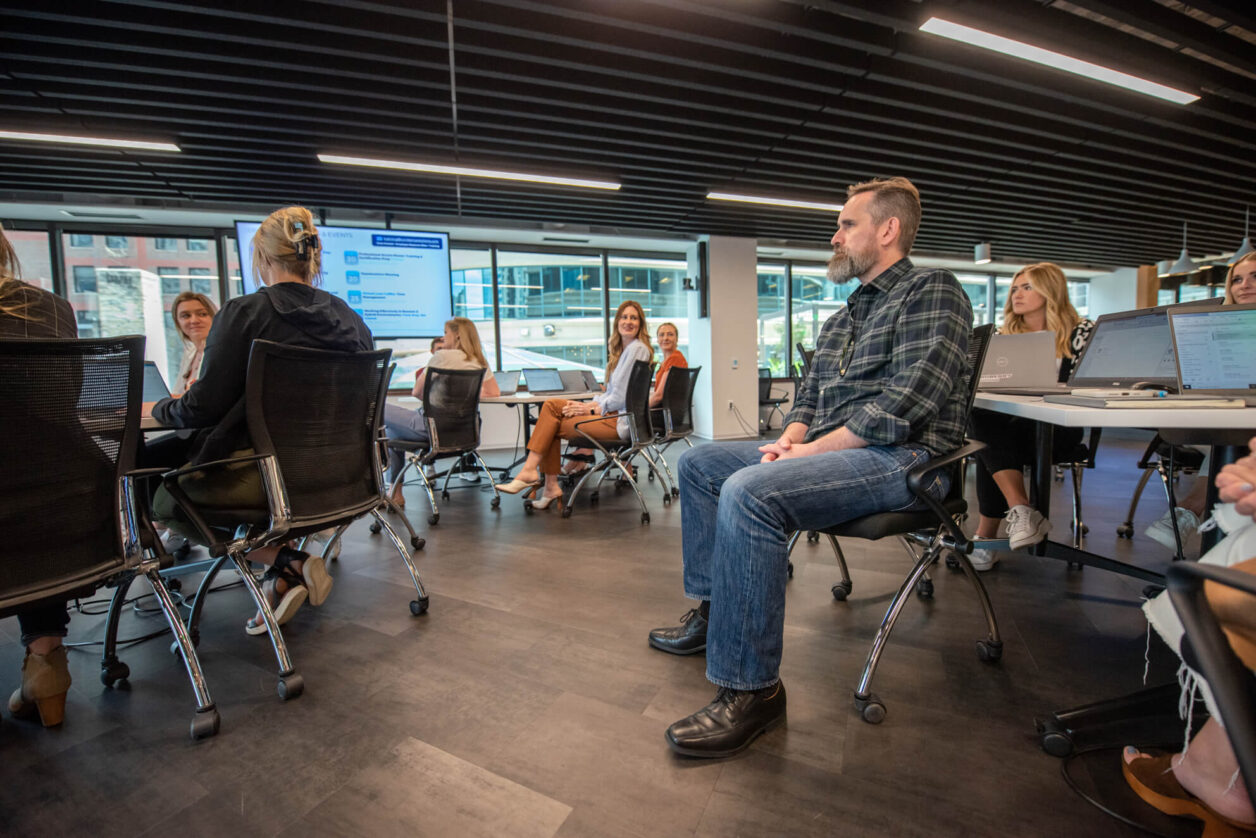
left=973, top=392, right=1256, bottom=582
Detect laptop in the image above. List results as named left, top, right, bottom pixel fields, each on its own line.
left=523, top=368, right=566, bottom=394
left=1169, top=303, right=1256, bottom=405
left=494, top=370, right=521, bottom=395
left=1045, top=303, right=1255, bottom=407
left=143, top=361, right=172, bottom=401
left=558, top=369, right=587, bottom=393
left=579, top=369, right=602, bottom=392
left=1063, top=306, right=1179, bottom=392
left=978, top=332, right=1066, bottom=395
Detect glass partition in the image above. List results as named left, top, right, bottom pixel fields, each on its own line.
left=609, top=254, right=689, bottom=360
left=497, top=250, right=606, bottom=375
left=757, top=264, right=787, bottom=375
left=791, top=263, right=851, bottom=373
left=6, top=230, right=53, bottom=291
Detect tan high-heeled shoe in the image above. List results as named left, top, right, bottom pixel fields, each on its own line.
left=9, top=645, right=72, bottom=727
left=495, top=476, right=543, bottom=495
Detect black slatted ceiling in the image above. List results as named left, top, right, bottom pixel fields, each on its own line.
left=0, top=0, right=1253, bottom=266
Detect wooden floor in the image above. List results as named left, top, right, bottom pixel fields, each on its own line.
left=0, top=435, right=1209, bottom=837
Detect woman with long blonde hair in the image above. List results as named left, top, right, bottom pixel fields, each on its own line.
left=496, top=300, right=653, bottom=510
left=1224, top=250, right=1256, bottom=305
left=967, top=262, right=1095, bottom=571
left=382, top=316, right=499, bottom=507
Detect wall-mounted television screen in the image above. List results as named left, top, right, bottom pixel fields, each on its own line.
left=235, top=221, right=453, bottom=338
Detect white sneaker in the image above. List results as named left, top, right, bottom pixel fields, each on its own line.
left=967, top=547, right=999, bottom=572
left=1144, top=507, right=1200, bottom=551
left=1005, top=505, right=1051, bottom=550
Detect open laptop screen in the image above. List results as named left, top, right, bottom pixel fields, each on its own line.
left=143, top=361, right=172, bottom=401
left=1170, top=304, right=1256, bottom=393
left=523, top=368, right=563, bottom=393
left=1068, top=308, right=1177, bottom=388
left=493, top=370, right=521, bottom=395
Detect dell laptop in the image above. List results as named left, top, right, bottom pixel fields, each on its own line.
left=978, top=332, right=1065, bottom=395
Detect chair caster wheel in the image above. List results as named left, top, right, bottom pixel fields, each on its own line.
left=662, top=495, right=671, bottom=507
left=561, top=507, right=572, bottom=518
left=854, top=693, right=886, bottom=724
left=523, top=499, right=534, bottom=513
left=832, top=581, right=852, bottom=601
left=277, top=672, right=304, bottom=701
left=166, top=577, right=182, bottom=593
left=441, top=491, right=450, bottom=501
left=100, top=659, right=130, bottom=687
left=589, top=492, right=599, bottom=505
left=671, top=487, right=679, bottom=498
left=1036, top=718, right=1074, bottom=757
left=945, top=553, right=961, bottom=571
left=915, top=578, right=934, bottom=599
left=641, top=512, right=650, bottom=524
left=647, top=470, right=654, bottom=481
left=410, top=597, right=429, bottom=616
left=806, top=531, right=819, bottom=543
left=787, top=561, right=794, bottom=579
left=427, top=513, right=439, bottom=525
left=173, top=541, right=192, bottom=562
left=491, top=497, right=500, bottom=509
left=411, top=536, right=425, bottom=550
left=369, top=521, right=382, bottom=534
left=1116, top=523, right=1134, bottom=538
left=976, top=639, right=1003, bottom=662
left=190, top=708, right=220, bottom=740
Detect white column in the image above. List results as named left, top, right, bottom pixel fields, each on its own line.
left=686, top=236, right=760, bottom=439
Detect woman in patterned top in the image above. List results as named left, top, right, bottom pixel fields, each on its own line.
left=967, top=262, right=1095, bottom=571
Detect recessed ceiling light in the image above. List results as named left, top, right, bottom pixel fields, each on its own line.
left=319, top=154, right=620, bottom=190
left=918, top=18, right=1199, bottom=105
left=707, top=192, right=844, bottom=213
left=0, top=130, right=180, bottom=151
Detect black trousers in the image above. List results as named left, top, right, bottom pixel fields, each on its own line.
left=969, top=408, right=1083, bottom=519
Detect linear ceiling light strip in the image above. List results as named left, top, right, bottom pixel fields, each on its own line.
left=707, top=192, right=843, bottom=212
left=0, top=131, right=180, bottom=151
left=918, top=17, right=1199, bottom=105
left=319, top=154, right=621, bottom=190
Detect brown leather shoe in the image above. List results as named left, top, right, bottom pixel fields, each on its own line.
left=8, top=645, right=72, bottom=727
left=666, top=681, right=786, bottom=758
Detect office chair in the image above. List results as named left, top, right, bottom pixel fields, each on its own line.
left=795, top=342, right=815, bottom=376
left=786, top=324, right=997, bottom=724
left=0, top=336, right=218, bottom=739
left=758, top=367, right=789, bottom=433
left=383, top=366, right=501, bottom=525
left=160, top=341, right=430, bottom=703
left=1117, top=434, right=1207, bottom=559
left=559, top=360, right=665, bottom=524
left=646, top=365, right=702, bottom=498
left=1048, top=427, right=1104, bottom=549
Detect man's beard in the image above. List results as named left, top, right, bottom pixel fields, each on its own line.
left=827, top=244, right=876, bottom=283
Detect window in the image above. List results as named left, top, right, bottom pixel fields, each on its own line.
left=225, top=237, right=244, bottom=298
left=791, top=263, right=851, bottom=375
left=757, top=264, right=787, bottom=375
left=61, top=233, right=222, bottom=380
left=69, top=234, right=93, bottom=248
left=956, top=274, right=993, bottom=326
left=157, top=267, right=181, bottom=295
left=75, top=310, right=100, bottom=337
left=189, top=268, right=213, bottom=295
left=5, top=230, right=54, bottom=290
left=72, top=265, right=97, bottom=293
left=187, top=239, right=210, bottom=252
left=1067, top=280, right=1090, bottom=317
left=154, top=237, right=178, bottom=251
left=608, top=255, right=689, bottom=361
left=497, top=250, right=606, bottom=373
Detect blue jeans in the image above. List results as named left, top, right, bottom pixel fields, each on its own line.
left=677, top=441, right=946, bottom=691
left=383, top=404, right=430, bottom=483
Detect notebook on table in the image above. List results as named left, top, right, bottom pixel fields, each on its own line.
left=978, top=332, right=1067, bottom=395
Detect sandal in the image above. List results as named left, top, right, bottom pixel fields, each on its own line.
left=1122, top=748, right=1256, bottom=837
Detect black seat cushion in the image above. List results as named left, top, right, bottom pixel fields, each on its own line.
left=818, top=498, right=968, bottom=542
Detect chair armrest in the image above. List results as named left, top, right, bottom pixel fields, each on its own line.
left=159, top=453, right=281, bottom=554
left=904, top=439, right=987, bottom=548
left=574, top=411, right=631, bottom=447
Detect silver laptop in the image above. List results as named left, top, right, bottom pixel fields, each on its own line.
left=579, top=369, right=602, bottom=392
left=1065, top=306, right=1178, bottom=392
left=558, top=369, right=587, bottom=393
left=978, top=332, right=1065, bottom=395
left=1170, top=303, right=1256, bottom=404
left=494, top=370, right=521, bottom=395
left=523, top=368, right=566, bottom=394
left=143, top=361, right=172, bottom=401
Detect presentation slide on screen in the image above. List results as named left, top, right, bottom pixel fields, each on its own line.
left=236, top=222, right=453, bottom=337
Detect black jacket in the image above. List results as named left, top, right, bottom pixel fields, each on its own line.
left=152, top=282, right=373, bottom=463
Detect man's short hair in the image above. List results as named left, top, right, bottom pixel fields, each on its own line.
left=847, top=177, right=921, bottom=254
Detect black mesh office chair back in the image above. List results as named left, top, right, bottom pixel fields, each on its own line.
left=623, top=358, right=656, bottom=445
left=0, top=336, right=142, bottom=610
left=795, top=342, right=815, bottom=376
left=0, top=336, right=219, bottom=738
left=422, top=366, right=486, bottom=454
left=246, top=340, right=391, bottom=527
left=658, top=365, right=701, bottom=439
